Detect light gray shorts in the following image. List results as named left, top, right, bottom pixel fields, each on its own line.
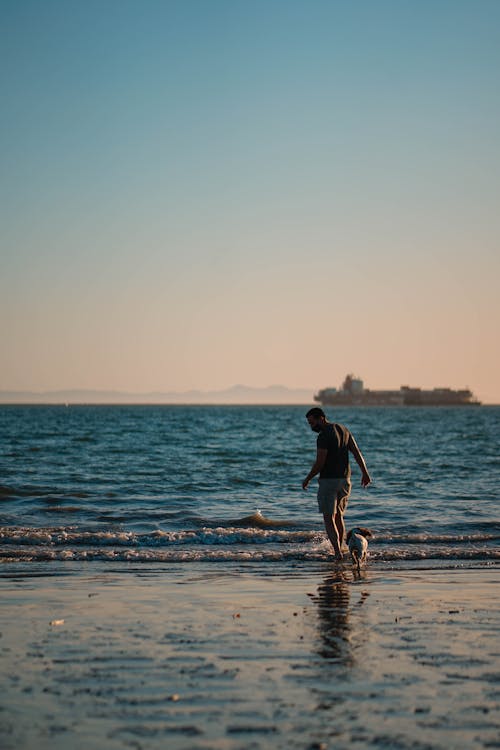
left=317, top=477, right=351, bottom=516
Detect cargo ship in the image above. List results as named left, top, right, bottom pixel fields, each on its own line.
left=314, top=374, right=481, bottom=407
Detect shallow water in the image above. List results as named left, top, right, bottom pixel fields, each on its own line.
left=0, top=405, right=498, bottom=569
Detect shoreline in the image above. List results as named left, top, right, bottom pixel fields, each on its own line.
left=1, top=565, right=498, bottom=749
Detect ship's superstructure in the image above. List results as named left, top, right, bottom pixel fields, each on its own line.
left=314, top=374, right=481, bottom=407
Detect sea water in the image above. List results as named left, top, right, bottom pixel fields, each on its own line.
left=0, top=405, right=498, bottom=571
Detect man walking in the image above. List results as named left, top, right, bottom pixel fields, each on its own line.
left=302, top=407, right=371, bottom=560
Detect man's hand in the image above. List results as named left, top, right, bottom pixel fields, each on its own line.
left=361, top=471, right=371, bottom=487
left=302, top=449, right=327, bottom=491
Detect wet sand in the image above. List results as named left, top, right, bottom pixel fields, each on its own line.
left=0, top=564, right=499, bottom=749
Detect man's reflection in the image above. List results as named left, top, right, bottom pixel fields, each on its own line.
left=309, top=569, right=370, bottom=667
left=309, top=571, right=353, bottom=665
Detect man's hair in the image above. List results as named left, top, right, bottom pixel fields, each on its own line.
left=306, top=407, right=326, bottom=419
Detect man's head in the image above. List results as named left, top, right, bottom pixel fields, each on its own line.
left=305, top=407, right=327, bottom=433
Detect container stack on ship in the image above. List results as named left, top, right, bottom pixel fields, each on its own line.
left=314, top=374, right=481, bottom=407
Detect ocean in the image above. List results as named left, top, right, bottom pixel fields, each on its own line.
left=1, top=404, right=498, bottom=571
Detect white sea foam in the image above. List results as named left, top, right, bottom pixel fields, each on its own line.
left=0, top=525, right=318, bottom=547
left=0, top=523, right=498, bottom=571
left=0, top=539, right=498, bottom=565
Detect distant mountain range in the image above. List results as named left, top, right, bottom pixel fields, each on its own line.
left=0, top=384, right=315, bottom=405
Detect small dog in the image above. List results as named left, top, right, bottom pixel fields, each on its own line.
left=346, top=527, right=372, bottom=571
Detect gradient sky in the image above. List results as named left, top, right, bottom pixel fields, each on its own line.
left=1, top=0, right=499, bottom=402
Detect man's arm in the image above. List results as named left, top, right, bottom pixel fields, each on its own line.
left=302, top=448, right=327, bottom=490
left=348, top=434, right=371, bottom=487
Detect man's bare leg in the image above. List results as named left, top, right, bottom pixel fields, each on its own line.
left=323, top=513, right=342, bottom=560
left=335, top=510, right=346, bottom=551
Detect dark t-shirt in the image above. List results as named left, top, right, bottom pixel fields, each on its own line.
left=317, top=423, right=351, bottom=478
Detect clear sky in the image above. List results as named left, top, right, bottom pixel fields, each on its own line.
left=1, top=0, right=499, bottom=402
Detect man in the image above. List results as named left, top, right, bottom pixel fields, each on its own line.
left=302, top=407, right=371, bottom=560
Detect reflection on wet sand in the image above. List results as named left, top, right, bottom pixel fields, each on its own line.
left=309, top=569, right=370, bottom=667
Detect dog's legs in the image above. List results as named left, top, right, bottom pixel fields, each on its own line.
left=352, top=549, right=361, bottom=572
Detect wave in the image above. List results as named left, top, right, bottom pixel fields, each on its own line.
left=0, top=520, right=498, bottom=569
left=0, top=484, right=91, bottom=501
left=205, top=510, right=299, bottom=529
left=373, top=531, right=500, bottom=544
left=0, top=546, right=498, bottom=565
left=0, top=525, right=318, bottom=547
left=0, top=484, right=36, bottom=498
left=1, top=524, right=498, bottom=548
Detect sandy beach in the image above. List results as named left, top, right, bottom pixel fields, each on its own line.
left=0, top=563, right=498, bottom=749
